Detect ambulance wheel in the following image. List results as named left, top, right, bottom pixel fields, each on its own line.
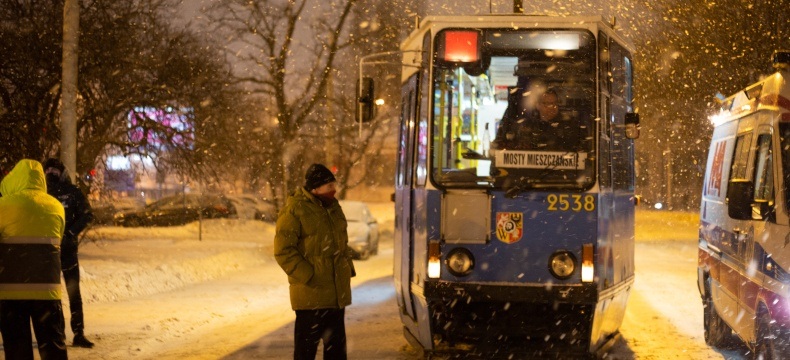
left=754, top=309, right=785, bottom=360
left=703, top=279, right=731, bottom=347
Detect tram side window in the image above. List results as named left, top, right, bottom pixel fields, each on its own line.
left=416, top=32, right=432, bottom=187
left=610, top=40, right=635, bottom=191
left=397, top=93, right=413, bottom=187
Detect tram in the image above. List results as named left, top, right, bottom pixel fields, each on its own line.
left=360, top=14, right=640, bottom=358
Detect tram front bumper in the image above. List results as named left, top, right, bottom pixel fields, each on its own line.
left=423, top=281, right=599, bottom=304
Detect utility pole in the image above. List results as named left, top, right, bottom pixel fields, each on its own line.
left=326, top=70, right=337, bottom=169
left=663, top=149, right=673, bottom=210
left=61, top=0, right=79, bottom=184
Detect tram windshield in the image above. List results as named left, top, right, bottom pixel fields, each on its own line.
left=431, top=29, right=596, bottom=190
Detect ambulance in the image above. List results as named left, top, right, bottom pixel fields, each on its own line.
left=698, top=50, right=790, bottom=359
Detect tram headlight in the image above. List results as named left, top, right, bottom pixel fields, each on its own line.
left=582, top=244, right=594, bottom=283
left=428, top=241, right=441, bottom=278
left=549, top=250, right=576, bottom=280
left=446, top=248, right=475, bottom=277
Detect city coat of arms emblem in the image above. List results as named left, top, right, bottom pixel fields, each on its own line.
left=496, top=212, right=523, bottom=244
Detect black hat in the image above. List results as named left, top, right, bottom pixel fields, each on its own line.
left=43, top=158, right=65, bottom=173
left=305, top=164, right=336, bottom=191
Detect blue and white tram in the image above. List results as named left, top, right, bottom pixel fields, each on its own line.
left=369, top=15, right=640, bottom=358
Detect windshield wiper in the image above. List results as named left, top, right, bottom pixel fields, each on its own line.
left=535, top=150, right=583, bottom=178
left=504, top=176, right=534, bottom=198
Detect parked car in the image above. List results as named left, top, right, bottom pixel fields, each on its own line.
left=227, top=194, right=277, bottom=222
left=92, top=197, right=146, bottom=225
left=113, top=193, right=237, bottom=227
left=339, top=200, right=379, bottom=260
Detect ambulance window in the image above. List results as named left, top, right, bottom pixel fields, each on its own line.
left=730, top=133, right=752, bottom=180
left=779, top=123, right=790, bottom=209
left=753, top=134, right=773, bottom=202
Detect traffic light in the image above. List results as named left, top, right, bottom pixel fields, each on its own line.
left=357, top=77, right=376, bottom=123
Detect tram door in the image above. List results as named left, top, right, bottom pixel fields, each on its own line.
left=597, top=31, right=615, bottom=286
left=395, top=74, right=419, bottom=321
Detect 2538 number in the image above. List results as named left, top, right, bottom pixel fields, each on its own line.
left=546, top=194, right=595, bottom=212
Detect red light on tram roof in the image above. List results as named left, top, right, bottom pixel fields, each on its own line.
left=440, top=30, right=480, bottom=63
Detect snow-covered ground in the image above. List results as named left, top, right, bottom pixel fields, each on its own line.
left=0, top=205, right=753, bottom=359
left=78, top=218, right=274, bottom=304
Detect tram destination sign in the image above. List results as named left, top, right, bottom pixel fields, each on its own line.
left=495, top=150, right=587, bottom=170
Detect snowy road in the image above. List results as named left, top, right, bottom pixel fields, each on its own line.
left=71, top=241, right=748, bottom=359
left=66, top=238, right=413, bottom=360
left=6, top=209, right=756, bottom=359
left=608, top=240, right=749, bottom=359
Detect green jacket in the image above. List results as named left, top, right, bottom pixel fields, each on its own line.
left=0, top=159, right=65, bottom=300
left=274, top=187, right=354, bottom=310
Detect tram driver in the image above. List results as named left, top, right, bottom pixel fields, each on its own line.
left=491, top=88, right=583, bottom=152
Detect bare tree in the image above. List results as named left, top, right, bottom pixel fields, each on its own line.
left=205, top=0, right=381, bottom=206
left=327, top=0, right=416, bottom=199
left=503, top=0, right=789, bottom=210
left=625, top=0, right=790, bottom=209
left=0, top=0, right=242, bottom=191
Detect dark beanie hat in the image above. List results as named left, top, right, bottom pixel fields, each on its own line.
left=305, top=163, right=336, bottom=191
left=43, top=158, right=65, bottom=173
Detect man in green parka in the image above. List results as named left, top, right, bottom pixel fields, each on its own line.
left=0, top=159, right=68, bottom=360
left=275, top=163, right=355, bottom=360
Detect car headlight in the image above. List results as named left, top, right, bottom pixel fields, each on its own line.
left=446, top=248, right=474, bottom=277
left=549, top=250, right=576, bottom=279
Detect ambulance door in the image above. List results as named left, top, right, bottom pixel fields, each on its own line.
left=736, top=125, right=773, bottom=340
left=718, top=128, right=754, bottom=328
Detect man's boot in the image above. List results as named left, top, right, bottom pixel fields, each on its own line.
left=73, top=333, right=95, bottom=348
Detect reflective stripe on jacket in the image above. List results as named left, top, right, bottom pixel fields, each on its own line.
left=0, top=159, right=65, bottom=300
left=274, top=187, right=354, bottom=310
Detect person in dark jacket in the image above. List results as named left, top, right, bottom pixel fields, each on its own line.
left=44, top=158, right=95, bottom=348
left=0, top=159, right=68, bottom=360
left=274, top=164, right=355, bottom=360
left=493, top=88, right=583, bottom=151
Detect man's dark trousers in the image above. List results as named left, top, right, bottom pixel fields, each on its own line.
left=62, top=238, right=85, bottom=336
left=0, top=299, right=68, bottom=360
left=294, top=308, right=347, bottom=360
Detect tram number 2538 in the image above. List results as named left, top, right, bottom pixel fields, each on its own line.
left=546, top=194, right=596, bottom=212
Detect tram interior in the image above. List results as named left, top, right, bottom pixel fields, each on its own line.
left=433, top=40, right=595, bottom=189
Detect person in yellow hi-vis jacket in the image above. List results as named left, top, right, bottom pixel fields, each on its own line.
left=0, top=159, right=68, bottom=360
